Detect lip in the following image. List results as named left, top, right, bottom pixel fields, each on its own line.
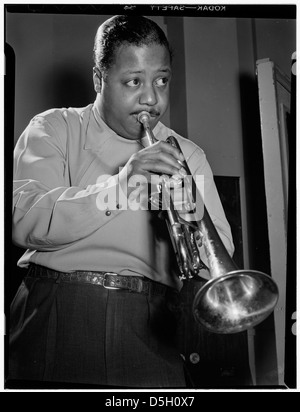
left=133, top=112, right=159, bottom=123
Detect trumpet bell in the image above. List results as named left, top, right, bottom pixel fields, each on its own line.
left=193, top=270, right=279, bottom=334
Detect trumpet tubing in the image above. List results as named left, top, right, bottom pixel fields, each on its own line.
left=137, top=111, right=279, bottom=334
left=138, top=111, right=201, bottom=280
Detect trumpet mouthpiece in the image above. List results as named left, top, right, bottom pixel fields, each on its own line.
left=137, top=111, right=150, bottom=125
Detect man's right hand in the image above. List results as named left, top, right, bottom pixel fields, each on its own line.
left=118, top=140, right=187, bottom=207
left=126, top=140, right=185, bottom=181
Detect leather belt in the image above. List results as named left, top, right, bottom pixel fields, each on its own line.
left=26, top=264, right=177, bottom=297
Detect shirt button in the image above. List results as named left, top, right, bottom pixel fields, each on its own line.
left=105, top=209, right=111, bottom=216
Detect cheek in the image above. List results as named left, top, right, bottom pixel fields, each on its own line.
left=111, top=88, right=136, bottom=113
left=103, top=89, right=124, bottom=117
left=158, top=89, right=170, bottom=110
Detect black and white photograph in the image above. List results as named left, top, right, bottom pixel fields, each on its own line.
left=3, top=3, right=297, bottom=394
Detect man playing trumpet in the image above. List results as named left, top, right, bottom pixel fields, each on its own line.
left=9, top=15, right=234, bottom=388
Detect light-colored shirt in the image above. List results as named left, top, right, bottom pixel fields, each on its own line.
left=13, top=103, right=234, bottom=290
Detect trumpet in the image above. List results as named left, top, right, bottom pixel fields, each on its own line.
left=138, top=111, right=279, bottom=334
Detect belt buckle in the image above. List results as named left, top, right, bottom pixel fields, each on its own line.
left=103, top=272, right=120, bottom=290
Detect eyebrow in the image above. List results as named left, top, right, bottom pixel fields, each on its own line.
left=122, top=68, right=172, bottom=75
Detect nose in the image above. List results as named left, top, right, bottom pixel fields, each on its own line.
left=139, top=83, right=158, bottom=106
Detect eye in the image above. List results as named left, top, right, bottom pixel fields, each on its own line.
left=126, top=79, right=140, bottom=87
left=155, top=77, right=169, bottom=87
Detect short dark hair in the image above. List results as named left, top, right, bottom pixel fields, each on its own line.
left=93, top=15, right=172, bottom=77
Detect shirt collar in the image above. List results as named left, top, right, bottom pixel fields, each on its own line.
left=84, top=104, right=119, bottom=150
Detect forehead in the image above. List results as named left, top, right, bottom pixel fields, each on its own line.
left=111, top=43, right=171, bottom=73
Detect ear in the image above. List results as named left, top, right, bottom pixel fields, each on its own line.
left=93, top=67, right=102, bottom=93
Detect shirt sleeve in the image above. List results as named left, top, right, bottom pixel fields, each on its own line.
left=12, top=114, right=123, bottom=251
left=187, top=146, right=235, bottom=259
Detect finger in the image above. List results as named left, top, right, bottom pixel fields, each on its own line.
left=140, top=159, right=182, bottom=177
left=156, top=151, right=184, bottom=172
left=148, top=140, right=185, bottom=164
left=166, top=174, right=185, bottom=188
left=143, top=151, right=187, bottom=175
left=138, top=143, right=186, bottom=173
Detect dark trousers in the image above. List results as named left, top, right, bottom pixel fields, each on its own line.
left=8, top=273, right=186, bottom=388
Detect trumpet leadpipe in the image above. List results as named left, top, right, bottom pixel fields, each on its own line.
left=137, top=111, right=157, bottom=145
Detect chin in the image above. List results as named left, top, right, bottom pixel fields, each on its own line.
left=128, top=121, right=145, bottom=140
left=121, top=128, right=142, bottom=141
